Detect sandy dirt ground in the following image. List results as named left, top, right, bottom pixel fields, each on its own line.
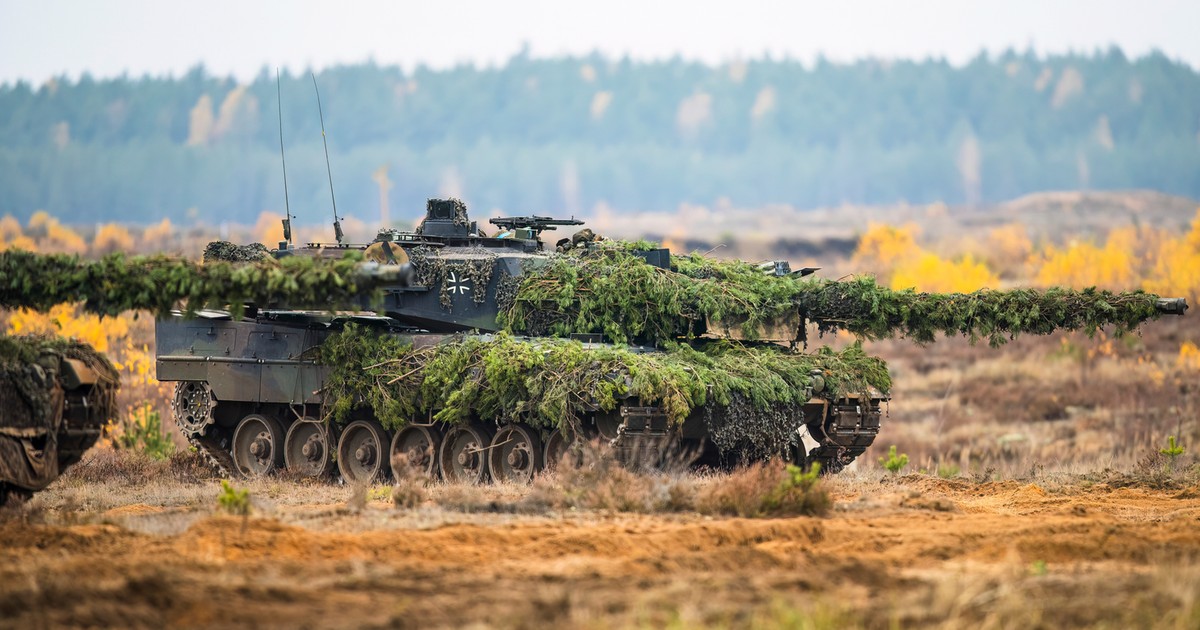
left=2, top=471, right=1198, bottom=629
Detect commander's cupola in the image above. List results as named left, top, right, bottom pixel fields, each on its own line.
left=416, top=198, right=477, bottom=238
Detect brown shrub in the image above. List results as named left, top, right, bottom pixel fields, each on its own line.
left=166, top=447, right=219, bottom=482
left=696, top=463, right=780, bottom=517
left=390, top=452, right=429, bottom=509
left=61, top=446, right=214, bottom=485
left=523, top=442, right=695, bottom=514
left=435, top=483, right=505, bottom=513
left=697, top=462, right=831, bottom=518
left=59, top=448, right=158, bottom=484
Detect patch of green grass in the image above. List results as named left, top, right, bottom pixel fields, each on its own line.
left=1161, top=435, right=1186, bottom=473
left=115, top=403, right=174, bottom=461
left=216, top=480, right=250, bottom=517
left=879, top=445, right=909, bottom=474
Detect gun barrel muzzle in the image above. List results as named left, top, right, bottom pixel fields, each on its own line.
left=1156, top=297, right=1189, bottom=315
left=354, top=261, right=415, bottom=287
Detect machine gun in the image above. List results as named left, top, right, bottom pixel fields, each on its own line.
left=489, top=216, right=584, bottom=237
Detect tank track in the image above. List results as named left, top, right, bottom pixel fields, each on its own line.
left=169, top=380, right=886, bottom=481
left=0, top=483, right=34, bottom=508
left=170, top=384, right=235, bottom=477
left=176, top=411, right=886, bottom=481
left=183, top=430, right=236, bottom=478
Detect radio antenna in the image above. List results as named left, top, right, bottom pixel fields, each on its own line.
left=311, top=72, right=343, bottom=244
left=276, top=68, right=293, bottom=247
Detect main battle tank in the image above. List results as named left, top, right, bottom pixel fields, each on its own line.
left=154, top=198, right=1187, bottom=483
left=156, top=199, right=884, bottom=482
left=0, top=335, right=118, bottom=505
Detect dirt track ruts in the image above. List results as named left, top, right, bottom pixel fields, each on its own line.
left=2, top=478, right=1199, bottom=629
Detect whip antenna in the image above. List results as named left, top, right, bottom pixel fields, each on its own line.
left=312, top=72, right=343, bottom=244
left=277, top=68, right=293, bottom=246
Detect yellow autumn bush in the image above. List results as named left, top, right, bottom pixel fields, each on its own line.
left=851, top=207, right=1200, bottom=300
left=1178, top=341, right=1200, bottom=371
left=6, top=304, right=129, bottom=353
left=111, top=337, right=156, bottom=388
left=141, top=218, right=175, bottom=252
left=0, top=214, right=37, bottom=252
left=26, top=210, right=87, bottom=254
left=1034, top=237, right=1136, bottom=290
left=93, top=223, right=135, bottom=256
left=853, top=222, right=921, bottom=271
left=0, top=215, right=23, bottom=242
left=890, top=252, right=999, bottom=293
left=984, top=223, right=1033, bottom=274
left=854, top=222, right=999, bottom=292
left=26, top=210, right=53, bottom=238
left=1143, top=209, right=1200, bottom=300
left=254, top=210, right=286, bottom=246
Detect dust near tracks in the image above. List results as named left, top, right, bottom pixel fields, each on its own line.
left=2, top=478, right=1199, bottom=629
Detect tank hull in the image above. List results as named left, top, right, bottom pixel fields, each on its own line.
left=155, top=314, right=884, bottom=481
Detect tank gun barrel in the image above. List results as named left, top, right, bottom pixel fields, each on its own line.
left=1156, top=297, right=1188, bottom=315
left=497, top=246, right=1192, bottom=346
left=352, top=261, right=407, bottom=283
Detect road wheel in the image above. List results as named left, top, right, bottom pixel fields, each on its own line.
left=390, top=425, right=442, bottom=479
left=283, top=419, right=333, bottom=478
left=438, top=424, right=493, bottom=484
left=232, top=414, right=285, bottom=477
left=337, top=420, right=390, bottom=483
left=488, top=425, right=541, bottom=483
left=543, top=427, right=584, bottom=472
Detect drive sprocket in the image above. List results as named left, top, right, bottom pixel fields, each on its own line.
left=172, top=381, right=217, bottom=437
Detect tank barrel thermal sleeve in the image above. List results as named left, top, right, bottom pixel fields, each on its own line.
left=1156, top=298, right=1189, bottom=315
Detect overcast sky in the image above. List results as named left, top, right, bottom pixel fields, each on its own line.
left=1, top=0, right=1197, bottom=84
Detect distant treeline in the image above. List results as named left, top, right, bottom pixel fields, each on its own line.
left=1, top=48, right=1198, bottom=225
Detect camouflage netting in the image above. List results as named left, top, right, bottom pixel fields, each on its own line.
left=701, top=394, right=807, bottom=462
left=203, top=241, right=271, bottom=263
left=0, top=250, right=385, bottom=317
left=499, top=243, right=1171, bottom=347
left=319, top=325, right=889, bottom=455
left=0, top=240, right=1180, bottom=466
left=409, top=246, right=497, bottom=310
left=1, top=242, right=1170, bottom=345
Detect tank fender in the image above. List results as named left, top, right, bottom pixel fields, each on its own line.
left=59, top=358, right=98, bottom=391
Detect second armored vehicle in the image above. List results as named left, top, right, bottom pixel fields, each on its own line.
left=0, top=336, right=118, bottom=505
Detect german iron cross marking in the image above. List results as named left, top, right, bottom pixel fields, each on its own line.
left=447, top=271, right=472, bottom=295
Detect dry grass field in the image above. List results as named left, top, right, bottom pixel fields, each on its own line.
left=2, top=449, right=1198, bottom=629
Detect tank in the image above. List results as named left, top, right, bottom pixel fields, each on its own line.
left=154, top=198, right=1187, bottom=483
left=160, top=199, right=883, bottom=481
left=0, top=335, right=118, bottom=505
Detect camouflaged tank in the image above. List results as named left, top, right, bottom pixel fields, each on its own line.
left=156, top=198, right=1187, bottom=485
left=155, top=199, right=891, bottom=484
left=0, top=335, right=118, bottom=505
